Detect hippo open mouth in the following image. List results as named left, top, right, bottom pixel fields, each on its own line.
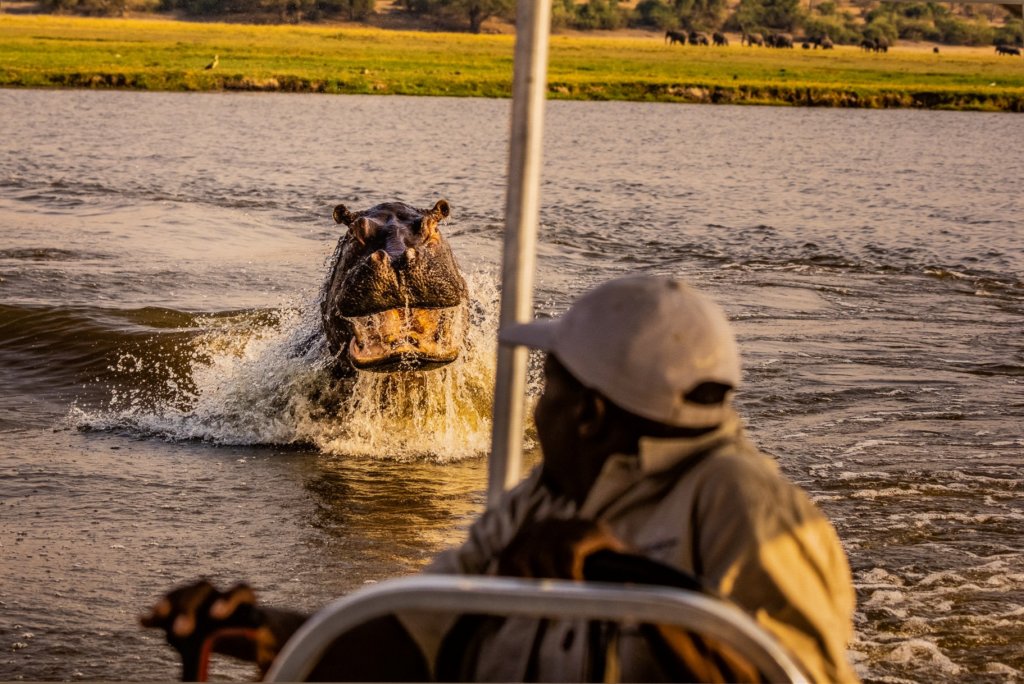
left=345, top=305, right=467, bottom=372
left=320, top=199, right=469, bottom=376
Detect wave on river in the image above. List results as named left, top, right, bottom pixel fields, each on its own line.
left=53, top=273, right=502, bottom=462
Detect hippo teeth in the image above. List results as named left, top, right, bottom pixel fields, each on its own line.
left=345, top=305, right=466, bottom=372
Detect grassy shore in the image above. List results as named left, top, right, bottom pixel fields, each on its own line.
left=2, top=15, right=1024, bottom=109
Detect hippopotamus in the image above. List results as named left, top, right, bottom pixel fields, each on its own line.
left=320, top=199, right=468, bottom=374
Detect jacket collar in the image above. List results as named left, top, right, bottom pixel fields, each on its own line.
left=580, top=410, right=743, bottom=517
left=637, top=411, right=743, bottom=475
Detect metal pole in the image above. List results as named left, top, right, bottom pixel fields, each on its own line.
left=488, top=0, right=552, bottom=506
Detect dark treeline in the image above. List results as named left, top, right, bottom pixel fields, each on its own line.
left=36, top=0, right=1024, bottom=45
left=41, top=0, right=513, bottom=31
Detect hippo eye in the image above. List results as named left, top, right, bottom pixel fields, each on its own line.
left=350, top=217, right=378, bottom=246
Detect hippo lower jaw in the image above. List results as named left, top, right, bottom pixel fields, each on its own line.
left=345, top=305, right=467, bottom=372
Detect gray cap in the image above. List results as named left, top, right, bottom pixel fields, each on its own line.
left=501, top=276, right=741, bottom=428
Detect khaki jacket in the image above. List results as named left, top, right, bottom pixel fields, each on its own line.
left=407, top=414, right=858, bottom=682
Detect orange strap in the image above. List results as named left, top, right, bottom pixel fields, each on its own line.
left=197, top=627, right=262, bottom=682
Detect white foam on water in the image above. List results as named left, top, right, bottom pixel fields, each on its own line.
left=949, top=469, right=1022, bottom=485
left=918, top=570, right=968, bottom=588
left=881, top=639, right=963, bottom=676
left=837, top=470, right=894, bottom=481
left=850, top=487, right=919, bottom=500
left=864, top=589, right=907, bottom=608
left=857, top=567, right=906, bottom=590
left=68, top=272, right=509, bottom=462
left=909, top=511, right=1023, bottom=527
left=841, top=439, right=901, bottom=456
left=983, top=662, right=1022, bottom=677
left=984, top=574, right=1024, bottom=589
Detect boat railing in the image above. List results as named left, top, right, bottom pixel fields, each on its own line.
left=263, top=574, right=808, bottom=683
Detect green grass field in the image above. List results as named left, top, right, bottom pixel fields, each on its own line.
left=2, top=15, right=1024, bottom=109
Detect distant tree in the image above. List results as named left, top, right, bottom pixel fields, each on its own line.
left=550, top=0, right=576, bottom=28
left=632, top=0, right=679, bottom=29
left=934, top=14, right=994, bottom=44
left=993, top=18, right=1024, bottom=45
left=44, top=0, right=130, bottom=15
left=398, top=0, right=431, bottom=14
left=42, top=0, right=77, bottom=11
left=733, top=0, right=802, bottom=30
left=673, top=0, right=727, bottom=28
left=430, top=0, right=512, bottom=32
left=631, top=0, right=722, bottom=30
left=897, top=3, right=930, bottom=19
left=759, top=0, right=803, bottom=30
left=799, top=9, right=862, bottom=43
left=731, top=0, right=763, bottom=31
left=263, top=0, right=298, bottom=21
left=863, top=14, right=898, bottom=42
left=159, top=0, right=261, bottom=16
left=814, top=0, right=835, bottom=15
left=331, top=0, right=373, bottom=20
left=571, top=0, right=625, bottom=29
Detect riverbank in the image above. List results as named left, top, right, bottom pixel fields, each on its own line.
left=2, top=15, right=1023, bottom=109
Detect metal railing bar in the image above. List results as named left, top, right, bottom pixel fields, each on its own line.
left=264, top=575, right=807, bottom=683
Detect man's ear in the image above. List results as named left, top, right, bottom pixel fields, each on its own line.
left=577, top=393, right=608, bottom=440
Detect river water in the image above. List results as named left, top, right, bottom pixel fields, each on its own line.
left=0, top=90, right=1021, bottom=682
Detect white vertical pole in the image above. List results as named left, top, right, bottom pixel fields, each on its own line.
left=488, top=0, right=552, bottom=506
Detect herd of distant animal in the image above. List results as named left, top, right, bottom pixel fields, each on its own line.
left=665, top=29, right=867, bottom=51
left=665, top=29, right=1024, bottom=56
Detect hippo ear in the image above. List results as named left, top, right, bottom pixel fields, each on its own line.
left=333, top=204, right=355, bottom=226
left=431, top=199, right=451, bottom=221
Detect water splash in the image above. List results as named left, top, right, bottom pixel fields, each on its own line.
left=69, top=272, right=501, bottom=462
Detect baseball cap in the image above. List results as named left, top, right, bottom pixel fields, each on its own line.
left=500, top=276, right=741, bottom=428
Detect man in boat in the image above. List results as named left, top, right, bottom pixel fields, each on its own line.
left=143, top=275, right=858, bottom=682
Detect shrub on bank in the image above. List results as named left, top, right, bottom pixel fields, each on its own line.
left=553, top=0, right=626, bottom=30
left=628, top=0, right=726, bottom=32
left=45, top=0, right=160, bottom=16
left=632, top=0, right=679, bottom=30
left=895, top=17, right=942, bottom=42
left=993, top=19, right=1024, bottom=46
left=935, top=15, right=994, bottom=45
left=731, top=0, right=804, bottom=32
left=864, top=15, right=898, bottom=43
left=801, top=13, right=864, bottom=43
